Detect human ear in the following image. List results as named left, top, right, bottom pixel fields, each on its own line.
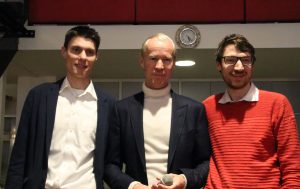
left=139, top=57, right=145, bottom=69
left=216, top=62, right=222, bottom=72
left=61, top=46, right=67, bottom=58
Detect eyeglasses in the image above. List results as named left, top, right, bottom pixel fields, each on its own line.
left=222, top=56, right=253, bottom=67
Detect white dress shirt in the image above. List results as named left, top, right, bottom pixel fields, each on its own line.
left=45, top=78, right=98, bottom=189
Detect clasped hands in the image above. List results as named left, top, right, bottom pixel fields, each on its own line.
left=133, top=174, right=186, bottom=189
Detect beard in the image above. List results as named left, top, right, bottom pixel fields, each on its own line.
left=222, top=71, right=252, bottom=90
left=226, top=79, right=250, bottom=90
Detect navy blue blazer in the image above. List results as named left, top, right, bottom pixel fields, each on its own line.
left=5, top=78, right=115, bottom=189
left=104, top=91, right=211, bottom=189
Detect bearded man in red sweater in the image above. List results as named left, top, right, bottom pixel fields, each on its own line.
left=203, top=33, right=300, bottom=189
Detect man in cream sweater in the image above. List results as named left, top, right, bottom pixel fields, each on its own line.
left=104, top=33, right=211, bottom=189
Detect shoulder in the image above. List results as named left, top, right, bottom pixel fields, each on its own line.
left=111, top=92, right=143, bottom=115
left=173, top=92, right=197, bottom=103
left=22, top=81, right=60, bottom=106
left=259, top=90, right=290, bottom=103
left=93, top=85, right=116, bottom=104
left=27, top=80, right=60, bottom=96
left=258, top=90, right=294, bottom=111
left=172, top=92, right=205, bottom=109
left=117, top=91, right=143, bottom=106
left=203, top=93, right=223, bottom=105
left=259, top=90, right=286, bottom=99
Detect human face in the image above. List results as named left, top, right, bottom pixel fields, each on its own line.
left=217, top=44, right=253, bottom=91
left=140, top=38, right=175, bottom=89
left=61, top=36, right=97, bottom=83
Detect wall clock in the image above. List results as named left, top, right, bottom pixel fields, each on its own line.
left=175, top=25, right=201, bottom=48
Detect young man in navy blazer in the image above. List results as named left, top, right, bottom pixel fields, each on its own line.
left=5, top=26, right=115, bottom=189
left=104, top=33, right=211, bottom=189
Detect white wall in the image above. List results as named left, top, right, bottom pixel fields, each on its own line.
left=19, top=23, right=300, bottom=50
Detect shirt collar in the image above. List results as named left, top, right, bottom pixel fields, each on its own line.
left=218, top=82, right=259, bottom=104
left=59, top=78, right=98, bottom=100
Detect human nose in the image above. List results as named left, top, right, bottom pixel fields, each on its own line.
left=234, top=59, right=244, bottom=70
left=78, top=50, right=87, bottom=59
left=155, top=59, right=164, bottom=69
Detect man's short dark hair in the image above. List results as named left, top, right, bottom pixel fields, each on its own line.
left=64, top=25, right=100, bottom=51
left=216, top=34, right=256, bottom=63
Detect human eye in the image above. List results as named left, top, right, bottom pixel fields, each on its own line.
left=162, top=58, right=172, bottom=64
left=149, top=56, right=158, bottom=62
left=224, top=56, right=237, bottom=65
left=70, top=46, right=82, bottom=54
left=85, top=49, right=96, bottom=57
left=241, top=56, right=251, bottom=63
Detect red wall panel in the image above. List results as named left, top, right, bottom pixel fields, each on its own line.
left=136, top=0, right=244, bottom=23
left=28, top=0, right=135, bottom=24
left=246, top=0, right=300, bottom=22
left=28, top=0, right=300, bottom=24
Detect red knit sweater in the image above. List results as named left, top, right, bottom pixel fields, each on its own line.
left=203, top=90, right=300, bottom=189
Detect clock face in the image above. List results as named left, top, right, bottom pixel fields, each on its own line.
left=175, top=25, right=200, bottom=48
left=180, top=28, right=197, bottom=45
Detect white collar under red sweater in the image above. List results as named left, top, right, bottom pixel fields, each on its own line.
left=218, top=82, right=259, bottom=104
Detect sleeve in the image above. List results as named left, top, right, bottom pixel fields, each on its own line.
left=104, top=104, right=135, bottom=189
left=128, top=181, right=141, bottom=189
left=274, top=96, right=300, bottom=188
left=179, top=104, right=212, bottom=189
left=5, top=90, right=34, bottom=189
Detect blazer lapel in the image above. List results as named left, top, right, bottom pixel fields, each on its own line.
left=129, top=92, right=146, bottom=167
left=96, top=91, right=109, bottom=154
left=45, top=81, right=61, bottom=158
left=168, top=93, right=187, bottom=171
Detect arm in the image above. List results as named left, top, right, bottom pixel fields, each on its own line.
left=275, top=97, right=300, bottom=188
left=5, top=90, right=34, bottom=189
left=104, top=105, right=136, bottom=189
left=179, top=104, right=211, bottom=189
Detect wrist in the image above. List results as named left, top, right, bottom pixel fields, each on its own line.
left=179, top=174, right=187, bottom=189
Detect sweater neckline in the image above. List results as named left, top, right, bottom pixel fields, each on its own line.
left=142, top=82, right=171, bottom=98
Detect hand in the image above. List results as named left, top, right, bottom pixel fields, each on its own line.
left=151, top=174, right=186, bottom=189
left=133, top=182, right=151, bottom=189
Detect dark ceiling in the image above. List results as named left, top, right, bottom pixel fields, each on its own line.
left=5, top=48, right=300, bottom=84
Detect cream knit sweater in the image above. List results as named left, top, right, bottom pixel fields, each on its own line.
left=142, top=83, right=172, bottom=185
